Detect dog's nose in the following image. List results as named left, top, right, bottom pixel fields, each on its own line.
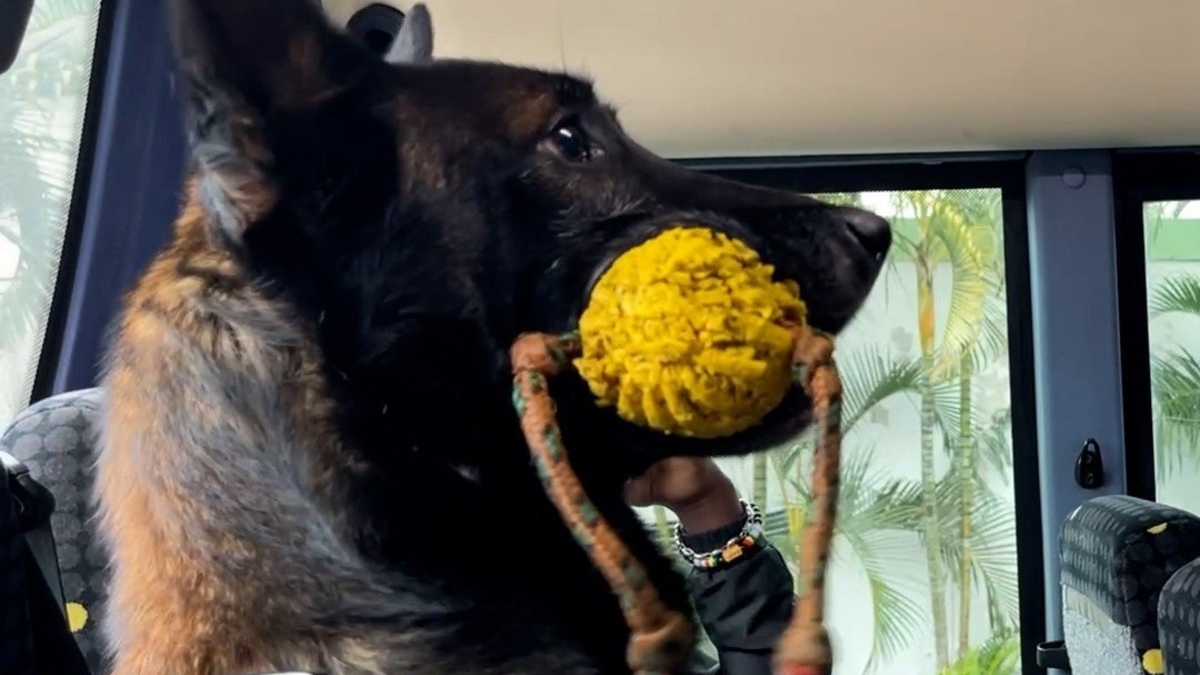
left=840, top=207, right=892, bottom=260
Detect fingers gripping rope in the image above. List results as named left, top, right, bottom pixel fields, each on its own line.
left=509, top=325, right=843, bottom=675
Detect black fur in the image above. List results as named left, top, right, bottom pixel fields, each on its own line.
left=105, top=0, right=891, bottom=672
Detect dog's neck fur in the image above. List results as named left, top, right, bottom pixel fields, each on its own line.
left=91, top=2, right=889, bottom=674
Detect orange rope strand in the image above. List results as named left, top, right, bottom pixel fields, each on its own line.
left=772, top=324, right=841, bottom=675
left=509, top=323, right=842, bottom=675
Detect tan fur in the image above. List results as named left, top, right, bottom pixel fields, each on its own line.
left=97, top=184, right=340, bottom=675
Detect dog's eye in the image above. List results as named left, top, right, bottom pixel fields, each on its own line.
left=548, top=118, right=594, bottom=162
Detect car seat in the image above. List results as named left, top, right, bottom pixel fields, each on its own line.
left=1, top=388, right=325, bottom=675
left=1059, top=495, right=1200, bottom=675
left=1157, top=551, right=1200, bottom=674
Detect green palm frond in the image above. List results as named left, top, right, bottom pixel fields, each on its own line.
left=0, top=0, right=98, bottom=359
left=836, top=463, right=1019, bottom=633
left=776, top=446, right=928, bottom=667
left=850, top=473, right=927, bottom=533
left=779, top=444, right=893, bottom=528
left=933, top=409, right=1014, bottom=483
left=974, top=410, right=1014, bottom=475
left=955, top=290, right=1009, bottom=374
left=771, top=425, right=1018, bottom=666
left=776, top=345, right=925, bottom=470
left=926, top=200, right=1002, bottom=378
left=837, top=346, right=922, bottom=435
left=929, top=467, right=1020, bottom=628
left=833, top=446, right=910, bottom=529
left=939, top=629, right=1020, bottom=675
left=838, top=455, right=1019, bottom=637
left=1149, top=274, right=1200, bottom=319
left=963, top=495, right=1021, bottom=627
left=880, top=189, right=1006, bottom=381
left=777, top=442, right=929, bottom=535
left=843, top=528, right=927, bottom=672
left=925, top=381, right=972, bottom=453
left=1150, top=347, right=1200, bottom=477
left=923, top=362, right=1012, bottom=478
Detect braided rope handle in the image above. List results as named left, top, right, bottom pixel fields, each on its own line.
left=773, top=324, right=841, bottom=675
left=511, top=332, right=694, bottom=675
left=509, top=324, right=842, bottom=675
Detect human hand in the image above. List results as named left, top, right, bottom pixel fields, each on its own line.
left=625, top=457, right=744, bottom=533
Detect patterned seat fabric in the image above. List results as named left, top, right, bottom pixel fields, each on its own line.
left=1060, top=495, right=1200, bottom=675
left=1159, top=556, right=1200, bottom=675
left=0, top=388, right=106, bottom=675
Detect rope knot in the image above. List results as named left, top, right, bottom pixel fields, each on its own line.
left=510, top=332, right=568, bottom=376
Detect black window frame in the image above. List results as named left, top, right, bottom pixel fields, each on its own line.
left=30, top=0, right=190, bottom=397
left=1112, top=149, right=1200, bottom=502
left=682, top=154, right=1045, bottom=675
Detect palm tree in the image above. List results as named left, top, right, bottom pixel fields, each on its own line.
left=767, top=443, right=927, bottom=671
left=632, top=188, right=1017, bottom=673
left=884, top=188, right=1005, bottom=670
left=767, top=186, right=1014, bottom=670
left=938, top=629, right=1020, bottom=675
left=770, top=346, right=917, bottom=651
left=767, top=333, right=1017, bottom=673
left=1146, top=273, right=1200, bottom=480
left=1141, top=203, right=1200, bottom=484
left=0, top=0, right=97, bottom=360
left=945, top=199, right=1007, bottom=660
left=753, top=343, right=924, bottom=669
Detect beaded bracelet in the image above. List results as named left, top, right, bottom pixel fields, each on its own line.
left=672, top=498, right=764, bottom=570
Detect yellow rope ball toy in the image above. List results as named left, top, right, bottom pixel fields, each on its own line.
left=574, top=227, right=807, bottom=439
left=509, top=222, right=844, bottom=675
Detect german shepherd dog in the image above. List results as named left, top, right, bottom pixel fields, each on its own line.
left=93, top=1, right=891, bottom=674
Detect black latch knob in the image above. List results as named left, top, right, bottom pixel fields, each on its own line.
left=1075, top=438, right=1104, bottom=489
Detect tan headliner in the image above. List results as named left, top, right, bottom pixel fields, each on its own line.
left=324, top=0, right=1200, bottom=158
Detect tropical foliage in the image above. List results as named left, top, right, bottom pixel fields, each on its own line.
left=674, top=197, right=1200, bottom=675
left=0, top=0, right=98, bottom=413
left=1144, top=204, right=1200, bottom=497
left=649, top=187, right=1021, bottom=675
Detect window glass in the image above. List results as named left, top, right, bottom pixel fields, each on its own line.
left=0, top=0, right=103, bottom=423
left=635, top=187, right=1021, bottom=675
left=1144, top=200, right=1200, bottom=515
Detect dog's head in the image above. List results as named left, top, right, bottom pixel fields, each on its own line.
left=172, top=0, right=890, bottom=471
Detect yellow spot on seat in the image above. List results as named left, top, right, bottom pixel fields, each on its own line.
left=66, top=602, right=88, bottom=632
left=1148, top=522, right=1169, bottom=535
left=1142, top=648, right=1164, bottom=674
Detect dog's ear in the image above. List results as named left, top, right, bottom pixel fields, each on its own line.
left=170, top=0, right=381, bottom=241
left=385, top=3, right=433, bottom=65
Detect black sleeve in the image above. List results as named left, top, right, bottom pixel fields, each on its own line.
left=680, top=518, right=795, bottom=675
